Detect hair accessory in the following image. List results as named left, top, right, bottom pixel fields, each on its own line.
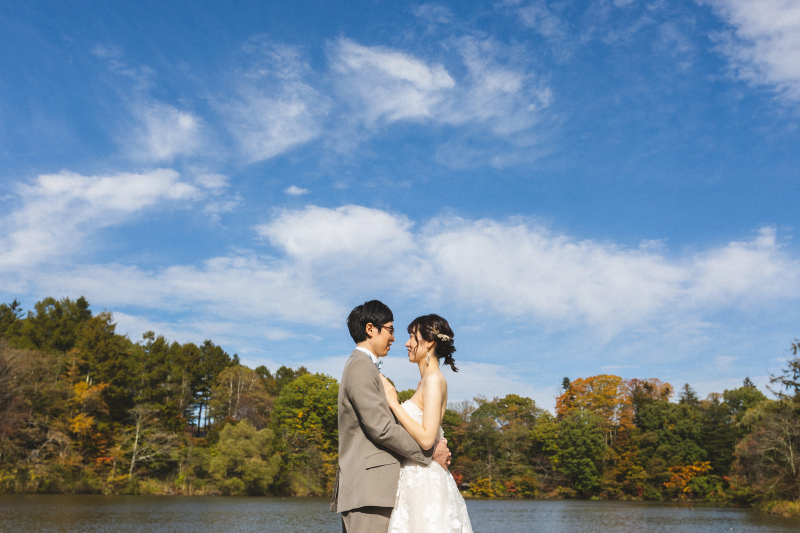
left=431, top=327, right=451, bottom=342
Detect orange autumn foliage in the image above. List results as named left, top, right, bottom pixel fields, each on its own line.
left=664, top=461, right=713, bottom=494
left=556, top=375, right=634, bottom=445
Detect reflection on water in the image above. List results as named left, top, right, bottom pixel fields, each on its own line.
left=1, top=495, right=799, bottom=533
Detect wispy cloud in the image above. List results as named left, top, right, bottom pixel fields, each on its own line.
left=517, top=1, right=569, bottom=41
left=91, top=43, right=155, bottom=89
left=0, top=169, right=200, bottom=269
left=330, top=36, right=550, bottom=132
left=330, top=38, right=456, bottom=125
left=443, top=36, right=551, bottom=135
left=284, top=185, right=310, bottom=196
left=328, top=36, right=551, bottom=165
left=192, top=172, right=241, bottom=221
left=91, top=45, right=207, bottom=161
left=43, top=256, right=344, bottom=326
left=220, top=39, right=328, bottom=162
left=92, top=25, right=552, bottom=169
left=24, top=254, right=345, bottom=358
left=706, top=0, right=800, bottom=101
left=130, top=102, right=205, bottom=162
left=412, top=3, right=455, bottom=27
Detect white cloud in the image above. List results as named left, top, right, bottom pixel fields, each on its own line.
left=186, top=172, right=240, bottom=220
left=518, top=1, right=569, bottom=40
left=203, top=196, right=241, bottom=220
left=35, top=255, right=344, bottom=332
left=412, top=3, right=454, bottom=25
left=131, top=103, right=204, bottom=161
left=0, top=169, right=200, bottom=268
left=221, top=40, right=327, bottom=162
left=328, top=36, right=551, bottom=161
left=706, top=0, right=800, bottom=100
left=284, top=185, right=310, bottom=196
left=192, top=172, right=230, bottom=190
left=257, top=205, right=415, bottom=261
left=689, top=227, right=798, bottom=304
left=330, top=38, right=456, bottom=125
left=424, top=217, right=688, bottom=331
left=110, top=311, right=296, bottom=349
left=254, top=205, right=431, bottom=294
left=443, top=36, right=551, bottom=136
left=224, top=85, right=325, bottom=161
left=257, top=207, right=799, bottom=336
left=428, top=219, right=799, bottom=333
left=91, top=45, right=204, bottom=160
left=91, top=43, right=155, bottom=89
left=4, top=203, right=798, bottom=360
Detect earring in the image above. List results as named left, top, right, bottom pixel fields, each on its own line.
left=425, top=352, right=430, bottom=367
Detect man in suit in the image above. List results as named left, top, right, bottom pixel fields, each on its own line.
left=331, top=300, right=451, bottom=532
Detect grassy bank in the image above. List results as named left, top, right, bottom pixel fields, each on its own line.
left=759, top=500, right=800, bottom=519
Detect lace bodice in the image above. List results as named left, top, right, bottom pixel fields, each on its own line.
left=400, top=400, right=444, bottom=445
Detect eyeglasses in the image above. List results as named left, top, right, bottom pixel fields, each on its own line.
left=381, top=325, right=395, bottom=335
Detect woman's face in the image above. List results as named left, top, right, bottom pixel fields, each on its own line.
left=405, top=327, right=432, bottom=363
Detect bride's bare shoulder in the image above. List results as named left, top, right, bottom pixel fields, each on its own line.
left=422, top=371, right=447, bottom=390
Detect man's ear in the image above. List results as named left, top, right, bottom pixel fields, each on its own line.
left=364, top=322, right=375, bottom=339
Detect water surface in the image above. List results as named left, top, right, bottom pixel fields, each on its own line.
left=2, top=495, right=799, bottom=532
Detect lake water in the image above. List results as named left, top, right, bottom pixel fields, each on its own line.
left=2, top=495, right=799, bottom=532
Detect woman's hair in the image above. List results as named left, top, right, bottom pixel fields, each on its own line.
left=407, top=314, right=458, bottom=372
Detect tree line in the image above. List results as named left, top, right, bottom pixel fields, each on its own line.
left=1, top=297, right=798, bottom=513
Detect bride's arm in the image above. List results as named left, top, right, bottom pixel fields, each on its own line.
left=381, top=374, right=444, bottom=450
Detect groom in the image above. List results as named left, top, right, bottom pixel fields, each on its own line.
left=331, top=300, right=450, bottom=532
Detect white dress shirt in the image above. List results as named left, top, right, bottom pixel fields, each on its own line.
left=354, top=346, right=379, bottom=366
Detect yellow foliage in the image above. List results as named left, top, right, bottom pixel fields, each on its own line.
left=69, top=412, right=96, bottom=436
left=71, top=381, right=109, bottom=415
left=469, top=478, right=503, bottom=498
left=664, top=461, right=712, bottom=493
left=556, top=375, right=635, bottom=447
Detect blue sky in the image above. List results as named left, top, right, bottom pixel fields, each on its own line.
left=2, top=0, right=799, bottom=410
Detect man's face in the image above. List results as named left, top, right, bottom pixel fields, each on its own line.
left=367, top=322, right=395, bottom=358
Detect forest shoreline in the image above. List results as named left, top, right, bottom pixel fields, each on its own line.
left=2, top=297, right=799, bottom=520
left=5, top=485, right=799, bottom=518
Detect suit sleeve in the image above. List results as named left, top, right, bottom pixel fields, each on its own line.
left=346, top=358, right=432, bottom=465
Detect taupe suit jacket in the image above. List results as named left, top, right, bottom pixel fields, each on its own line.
left=331, top=349, right=432, bottom=513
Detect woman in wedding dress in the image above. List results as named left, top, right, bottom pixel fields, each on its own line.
left=380, top=314, right=473, bottom=533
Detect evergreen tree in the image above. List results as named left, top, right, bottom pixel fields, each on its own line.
left=678, top=383, right=699, bottom=406
left=557, top=411, right=606, bottom=495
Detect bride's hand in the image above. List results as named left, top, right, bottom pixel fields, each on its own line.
left=380, top=374, right=399, bottom=406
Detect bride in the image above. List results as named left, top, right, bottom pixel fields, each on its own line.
left=380, top=314, right=473, bottom=533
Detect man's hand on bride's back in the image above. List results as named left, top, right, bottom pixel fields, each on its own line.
left=433, top=439, right=451, bottom=471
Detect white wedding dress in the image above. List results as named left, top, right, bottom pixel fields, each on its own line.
left=388, top=400, right=473, bottom=533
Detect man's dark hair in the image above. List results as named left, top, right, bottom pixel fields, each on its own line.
left=347, top=300, right=393, bottom=343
